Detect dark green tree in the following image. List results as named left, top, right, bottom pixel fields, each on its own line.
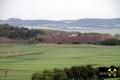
left=101, top=38, right=120, bottom=45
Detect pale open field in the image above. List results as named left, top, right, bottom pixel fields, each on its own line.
left=0, top=43, right=120, bottom=80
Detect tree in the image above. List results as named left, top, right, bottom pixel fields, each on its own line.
left=32, top=73, right=44, bottom=80
left=53, top=68, right=68, bottom=80
left=32, top=65, right=103, bottom=80
left=32, top=70, right=53, bottom=80
left=0, top=24, right=44, bottom=40
left=101, top=38, right=120, bottom=45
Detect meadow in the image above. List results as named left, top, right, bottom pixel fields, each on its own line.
left=0, top=43, right=120, bottom=80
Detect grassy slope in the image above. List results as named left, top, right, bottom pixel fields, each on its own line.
left=0, top=43, right=120, bottom=80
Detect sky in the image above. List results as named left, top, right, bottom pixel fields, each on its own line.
left=0, top=0, right=120, bottom=20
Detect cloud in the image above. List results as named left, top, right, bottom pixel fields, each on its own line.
left=0, top=0, right=120, bottom=20
left=111, top=0, right=120, bottom=13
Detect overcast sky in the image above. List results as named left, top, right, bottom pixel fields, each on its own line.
left=0, top=0, right=120, bottom=20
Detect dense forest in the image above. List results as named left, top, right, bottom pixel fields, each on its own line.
left=0, top=24, right=44, bottom=40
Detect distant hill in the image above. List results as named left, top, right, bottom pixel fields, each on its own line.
left=0, top=18, right=120, bottom=29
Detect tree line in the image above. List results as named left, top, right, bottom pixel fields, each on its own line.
left=32, top=65, right=105, bottom=80
left=59, top=38, right=120, bottom=46
left=100, top=38, right=120, bottom=46
left=0, top=24, right=44, bottom=40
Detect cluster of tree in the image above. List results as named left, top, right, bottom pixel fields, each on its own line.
left=70, top=38, right=120, bottom=46
left=0, top=24, right=44, bottom=40
left=100, top=38, right=120, bottom=46
left=76, top=32, right=100, bottom=36
left=32, top=65, right=104, bottom=80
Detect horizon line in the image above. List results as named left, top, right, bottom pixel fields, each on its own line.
left=1, top=17, right=120, bottom=21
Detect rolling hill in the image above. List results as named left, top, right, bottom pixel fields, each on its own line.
left=0, top=18, right=120, bottom=29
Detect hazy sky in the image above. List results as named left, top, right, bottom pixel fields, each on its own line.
left=0, top=0, right=120, bottom=20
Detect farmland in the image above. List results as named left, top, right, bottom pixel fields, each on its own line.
left=0, top=43, right=120, bottom=80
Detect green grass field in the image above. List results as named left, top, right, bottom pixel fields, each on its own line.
left=0, top=43, right=120, bottom=80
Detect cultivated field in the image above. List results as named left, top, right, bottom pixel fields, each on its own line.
left=0, top=43, right=120, bottom=80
